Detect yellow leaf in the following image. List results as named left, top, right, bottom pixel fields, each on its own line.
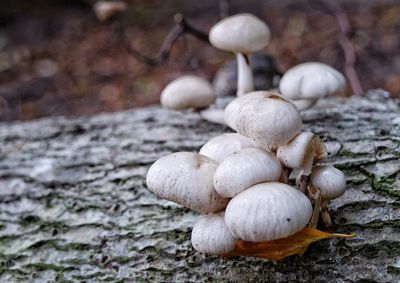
left=222, top=227, right=355, bottom=261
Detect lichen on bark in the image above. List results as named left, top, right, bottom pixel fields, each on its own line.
left=0, top=90, right=399, bottom=282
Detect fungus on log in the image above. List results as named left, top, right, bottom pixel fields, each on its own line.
left=0, top=90, right=399, bottom=282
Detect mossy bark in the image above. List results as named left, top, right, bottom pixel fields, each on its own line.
left=0, top=90, right=399, bottom=282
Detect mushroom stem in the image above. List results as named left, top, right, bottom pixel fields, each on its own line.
left=321, top=200, right=332, bottom=227
left=297, top=153, right=314, bottom=193
left=236, top=53, right=254, bottom=96
left=279, top=166, right=291, bottom=184
left=298, top=174, right=310, bottom=193
left=308, top=186, right=322, bottom=228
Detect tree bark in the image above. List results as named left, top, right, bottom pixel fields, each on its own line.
left=0, top=90, right=399, bottom=282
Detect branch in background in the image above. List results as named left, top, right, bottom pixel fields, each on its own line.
left=321, top=0, right=364, bottom=95
left=113, top=14, right=210, bottom=66
left=219, top=0, right=230, bottom=19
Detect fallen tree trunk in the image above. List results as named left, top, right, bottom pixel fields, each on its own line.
left=0, top=90, right=399, bottom=282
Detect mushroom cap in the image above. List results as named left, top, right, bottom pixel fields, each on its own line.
left=214, top=148, right=282, bottom=198
left=311, top=165, right=346, bottom=200
left=146, top=152, right=228, bottom=213
left=277, top=132, right=327, bottom=169
left=199, top=133, right=256, bottom=163
left=225, top=182, right=313, bottom=242
left=93, top=1, right=127, bottom=22
left=292, top=98, right=318, bottom=111
left=160, top=75, right=216, bottom=110
left=224, top=91, right=273, bottom=129
left=279, top=62, right=346, bottom=100
left=209, top=13, right=270, bottom=54
left=191, top=212, right=237, bottom=254
left=199, top=108, right=225, bottom=125
left=224, top=91, right=302, bottom=148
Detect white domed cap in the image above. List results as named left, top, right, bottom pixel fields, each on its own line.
left=161, top=75, right=216, bottom=110
left=225, top=182, right=312, bottom=242
left=224, top=91, right=275, bottom=129
left=146, top=152, right=228, bottom=213
left=279, top=62, right=346, bottom=100
left=225, top=91, right=302, bottom=148
left=199, top=133, right=256, bottom=163
left=214, top=148, right=282, bottom=198
left=191, top=212, right=237, bottom=254
left=209, top=13, right=270, bottom=54
left=311, top=165, right=346, bottom=200
left=277, top=132, right=327, bottom=169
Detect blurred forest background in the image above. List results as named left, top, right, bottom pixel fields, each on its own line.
left=0, top=0, right=399, bottom=121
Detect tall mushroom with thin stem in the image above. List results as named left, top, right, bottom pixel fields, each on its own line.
left=279, top=62, right=346, bottom=110
left=311, top=165, right=346, bottom=227
left=277, top=132, right=327, bottom=192
left=209, top=14, right=271, bottom=96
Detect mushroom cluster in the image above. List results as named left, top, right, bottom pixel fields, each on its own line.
left=147, top=13, right=349, bottom=256
left=159, top=14, right=346, bottom=125
left=146, top=90, right=347, bottom=255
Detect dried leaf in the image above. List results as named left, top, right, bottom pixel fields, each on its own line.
left=222, top=227, right=355, bottom=261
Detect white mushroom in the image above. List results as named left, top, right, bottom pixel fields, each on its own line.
left=191, top=212, right=237, bottom=254
left=209, top=14, right=270, bottom=96
left=277, top=132, right=327, bottom=191
left=199, top=133, right=256, bottom=163
left=279, top=62, right=346, bottom=110
left=214, top=148, right=282, bottom=198
left=311, top=165, right=346, bottom=227
left=199, top=108, right=225, bottom=125
left=160, top=75, right=216, bottom=110
left=292, top=98, right=318, bottom=111
left=225, top=182, right=313, bottom=242
left=224, top=91, right=302, bottom=148
left=93, top=1, right=127, bottom=22
left=224, top=91, right=272, bottom=129
left=146, top=152, right=228, bottom=213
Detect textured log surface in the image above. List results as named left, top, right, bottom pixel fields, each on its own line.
left=0, top=91, right=399, bottom=282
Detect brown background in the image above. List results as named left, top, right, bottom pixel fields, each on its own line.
left=1, top=0, right=399, bottom=121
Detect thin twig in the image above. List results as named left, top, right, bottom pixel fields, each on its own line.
left=219, top=0, right=230, bottom=19
left=320, top=0, right=364, bottom=95
left=113, top=13, right=210, bottom=66
left=308, top=186, right=322, bottom=228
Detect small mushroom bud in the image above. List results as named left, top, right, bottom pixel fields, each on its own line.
left=279, top=62, right=346, bottom=110
left=161, top=76, right=216, bottom=110
left=311, top=165, right=346, bottom=201
left=209, top=14, right=270, bottom=96
left=224, top=91, right=302, bottom=148
left=214, top=148, right=282, bottom=198
left=311, top=165, right=346, bottom=227
left=191, top=212, right=237, bottom=254
left=225, top=182, right=313, bottom=242
left=146, top=152, right=228, bottom=213
left=199, top=133, right=256, bottom=163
